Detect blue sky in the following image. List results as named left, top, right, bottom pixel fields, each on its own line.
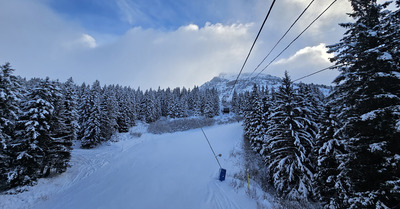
left=0, top=0, right=357, bottom=89
left=46, top=0, right=264, bottom=35
left=48, top=0, right=128, bottom=34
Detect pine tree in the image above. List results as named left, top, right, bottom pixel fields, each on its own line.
left=11, top=78, right=56, bottom=185
left=328, top=1, right=400, bottom=207
left=202, top=90, right=215, bottom=118
left=211, top=88, right=220, bottom=116
left=243, top=84, right=265, bottom=153
left=231, top=89, right=240, bottom=115
left=315, top=102, right=351, bottom=208
left=0, top=63, right=22, bottom=191
left=80, top=81, right=102, bottom=148
left=115, top=85, right=130, bottom=132
left=99, top=85, right=118, bottom=141
left=259, top=86, right=272, bottom=157
left=191, top=86, right=202, bottom=116
left=44, top=79, right=73, bottom=175
left=124, top=86, right=138, bottom=126
left=142, top=90, right=158, bottom=123
left=264, top=72, right=317, bottom=200
left=160, top=88, right=171, bottom=117
left=58, top=77, right=79, bottom=141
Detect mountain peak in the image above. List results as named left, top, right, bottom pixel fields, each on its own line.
left=201, top=73, right=332, bottom=100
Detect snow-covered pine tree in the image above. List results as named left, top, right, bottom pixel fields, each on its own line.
left=202, top=89, right=217, bottom=118
left=211, top=88, right=220, bottom=116
left=80, top=80, right=102, bottom=148
left=191, top=86, right=202, bottom=116
left=0, top=63, right=22, bottom=191
left=243, top=84, right=265, bottom=153
left=43, top=79, right=73, bottom=175
left=328, top=1, right=400, bottom=207
left=264, top=72, right=317, bottom=200
left=314, top=102, right=351, bottom=208
left=58, top=77, right=79, bottom=141
left=259, top=85, right=272, bottom=157
left=142, top=90, right=158, bottom=123
left=11, top=78, right=56, bottom=184
left=153, top=88, right=162, bottom=121
left=168, top=88, right=188, bottom=118
left=241, top=91, right=251, bottom=114
left=115, top=85, right=130, bottom=132
left=99, top=85, right=118, bottom=141
left=231, top=89, right=240, bottom=115
left=41, top=78, right=78, bottom=174
left=77, top=82, right=90, bottom=140
left=124, top=86, right=138, bottom=126
left=297, top=83, right=323, bottom=168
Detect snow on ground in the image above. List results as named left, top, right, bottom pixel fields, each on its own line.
left=1, top=122, right=275, bottom=209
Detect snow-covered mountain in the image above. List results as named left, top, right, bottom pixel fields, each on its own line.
left=200, top=73, right=332, bottom=100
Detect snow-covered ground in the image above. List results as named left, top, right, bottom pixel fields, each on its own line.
left=0, top=122, right=276, bottom=209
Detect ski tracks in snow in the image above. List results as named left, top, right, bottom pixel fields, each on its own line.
left=205, top=181, right=242, bottom=209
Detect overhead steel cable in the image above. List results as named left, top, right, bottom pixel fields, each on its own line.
left=230, top=0, right=277, bottom=94
left=200, top=127, right=222, bottom=169
left=292, top=65, right=335, bottom=82
left=249, top=0, right=316, bottom=78
left=254, top=0, right=338, bottom=78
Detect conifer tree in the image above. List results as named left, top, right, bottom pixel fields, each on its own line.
left=58, top=77, right=79, bottom=141
left=99, top=85, right=118, bottom=141
left=161, top=88, right=172, bottom=117
left=44, top=79, right=73, bottom=175
left=0, top=63, right=22, bottom=191
left=231, top=89, right=240, bottom=115
left=11, top=78, right=56, bottom=184
left=191, top=86, right=202, bottom=116
left=264, top=72, right=317, bottom=200
left=211, top=88, right=220, bottom=116
left=328, top=1, right=400, bottom=207
left=314, top=102, right=351, bottom=208
left=142, top=90, right=158, bottom=123
left=115, top=85, right=130, bottom=132
left=202, top=89, right=217, bottom=118
left=124, top=86, right=138, bottom=126
left=80, top=81, right=102, bottom=148
left=243, top=84, right=265, bottom=153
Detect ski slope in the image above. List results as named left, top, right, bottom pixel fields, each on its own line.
left=1, top=122, right=275, bottom=209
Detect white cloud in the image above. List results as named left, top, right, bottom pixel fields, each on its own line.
left=181, top=24, right=199, bottom=31
left=80, top=34, right=97, bottom=48
left=274, top=43, right=332, bottom=66
left=0, top=0, right=254, bottom=89
left=97, top=22, right=254, bottom=89
left=0, top=0, right=350, bottom=89
left=266, top=43, right=339, bottom=85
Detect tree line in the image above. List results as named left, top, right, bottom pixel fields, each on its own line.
left=241, top=1, right=399, bottom=208
left=0, top=65, right=220, bottom=191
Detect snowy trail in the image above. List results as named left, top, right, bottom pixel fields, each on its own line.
left=19, top=123, right=259, bottom=209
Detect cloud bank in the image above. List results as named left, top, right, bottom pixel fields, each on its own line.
left=0, top=0, right=352, bottom=89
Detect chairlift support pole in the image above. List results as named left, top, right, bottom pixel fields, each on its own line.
left=200, top=128, right=222, bottom=169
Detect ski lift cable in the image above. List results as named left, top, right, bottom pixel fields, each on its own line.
left=230, top=0, right=277, bottom=95
left=253, top=0, right=338, bottom=79
left=292, top=65, right=335, bottom=82
left=248, top=0, right=316, bottom=78
left=200, top=127, right=222, bottom=169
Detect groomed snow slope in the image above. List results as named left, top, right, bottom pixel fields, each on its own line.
left=1, top=123, right=273, bottom=209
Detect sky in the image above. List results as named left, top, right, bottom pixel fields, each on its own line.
left=0, top=0, right=357, bottom=89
